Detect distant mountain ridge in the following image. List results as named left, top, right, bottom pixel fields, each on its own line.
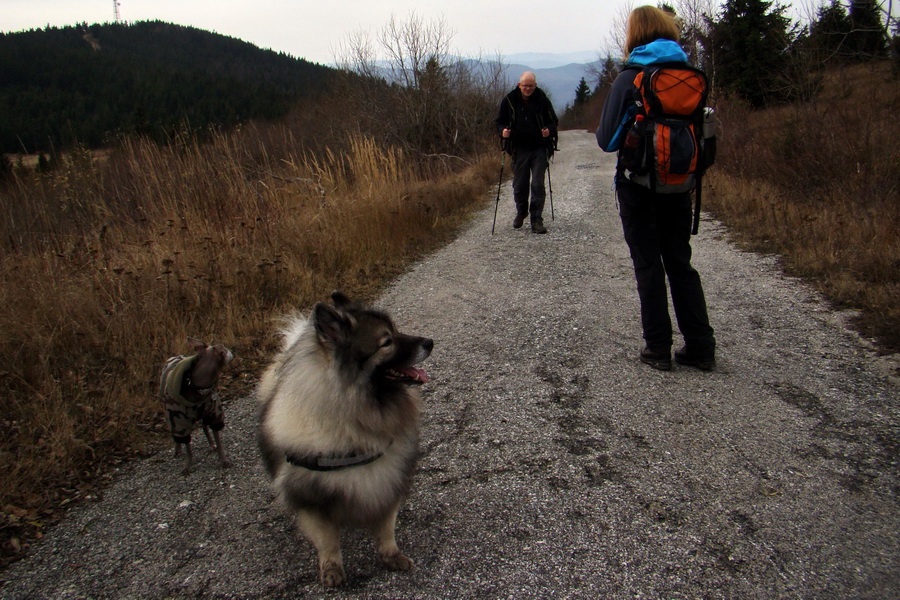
left=495, top=51, right=604, bottom=109
left=504, top=51, right=602, bottom=69
left=376, top=51, right=603, bottom=109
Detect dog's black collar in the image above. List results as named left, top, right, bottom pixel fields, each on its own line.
left=185, top=376, right=214, bottom=396
left=285, top=450, right=384, bottom=471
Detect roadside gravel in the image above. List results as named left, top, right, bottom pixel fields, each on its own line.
left=1, top=130, right=897, bottom=599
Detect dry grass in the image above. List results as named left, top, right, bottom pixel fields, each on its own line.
left=0, top=123, right=496, bottom=563
left=704, top=61, right=899, bottom=353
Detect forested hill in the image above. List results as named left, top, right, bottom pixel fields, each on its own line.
left=0, top=21, right=337, bottom=153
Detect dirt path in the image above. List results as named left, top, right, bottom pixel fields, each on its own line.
left=2, top=131, right=897, bottom=599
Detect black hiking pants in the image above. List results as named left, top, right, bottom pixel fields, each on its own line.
left=616, top=179, right=716, bottom=357
left=511, top=147, right=548, bottom=222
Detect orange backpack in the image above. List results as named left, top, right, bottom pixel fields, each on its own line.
left=618, top=62, right=714, bottom=233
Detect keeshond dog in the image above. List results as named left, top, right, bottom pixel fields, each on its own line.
left=257, top=291, right=433, bottom=587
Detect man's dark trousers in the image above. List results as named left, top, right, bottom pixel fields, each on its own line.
left=511, top=147, right=548, bottom=221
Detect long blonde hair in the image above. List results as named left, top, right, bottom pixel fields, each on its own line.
left=625, top=5, right=681, bottom=58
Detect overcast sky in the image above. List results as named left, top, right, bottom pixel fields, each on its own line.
left=4, top=0, right=661, bottom=64
left=4, top=2, right=859, bottom=65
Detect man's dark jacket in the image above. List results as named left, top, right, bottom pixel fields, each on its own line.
left=495, top=86, right=558, bottom=155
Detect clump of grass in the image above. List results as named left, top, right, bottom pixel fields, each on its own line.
left=704, top=61, right=899, bottom=353
left=0, top=121, right=495, bottom=564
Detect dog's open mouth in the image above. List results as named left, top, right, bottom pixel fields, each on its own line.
left=383, top=366, right=429, bottom=385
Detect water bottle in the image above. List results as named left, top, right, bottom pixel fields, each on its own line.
left=702, top=107, right=716, bottom=139
left=624, top=114, right=645, bottom=149
left=701, top=107, right=717, bottom=168
left=622, top=114, right=645, bottom=172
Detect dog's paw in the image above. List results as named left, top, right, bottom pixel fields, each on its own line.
left=320, top=561, right=345, bottom=587
left=380, top=550, right=414, bottom=572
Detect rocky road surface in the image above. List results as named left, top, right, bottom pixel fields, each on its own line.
left=1, top=131, right=897, bottom=599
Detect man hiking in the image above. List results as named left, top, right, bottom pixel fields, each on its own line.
left=495, top=71, right=558, bottom=234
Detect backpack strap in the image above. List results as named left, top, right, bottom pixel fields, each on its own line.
left=536, top=113, right=559, bottom=155
left=504, top=95, right=516, bottom=125
left=632, top=66, right=659, bottom=191
left=501, top=96, right=516, bottom=155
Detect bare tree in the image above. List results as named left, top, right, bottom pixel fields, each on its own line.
left=583, top=54, right=621, bottom=92
left=334, top=13, right=507, bottom=164
left=674, top=0, right=718, bottom=67
left=605, top=1, right=635, bottom=60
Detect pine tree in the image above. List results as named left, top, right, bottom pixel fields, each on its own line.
left=707, top=0, right=798, bottom=108
left=809, top=0, right=853, bottom=62
left=848, top=0, right=888, bottom=60
left=598, top=56, right=619, bottom=90
left=574, top=78, right=592, bottom=106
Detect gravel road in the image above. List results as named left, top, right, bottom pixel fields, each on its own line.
left=2, top=130, right=897, bottom=600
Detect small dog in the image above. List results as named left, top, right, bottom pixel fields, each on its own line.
left=159, top=337, right=234, bottom=475
left=258, top=291, right=432, bottom=587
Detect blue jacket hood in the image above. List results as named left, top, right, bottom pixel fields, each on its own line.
left=626, top=39, right=688, bottom=66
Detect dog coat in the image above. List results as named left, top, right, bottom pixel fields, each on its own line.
left=159, top=354, right=225, bottom=444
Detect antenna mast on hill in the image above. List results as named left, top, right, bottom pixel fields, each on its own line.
left=113, top=0, right=122, bottom=23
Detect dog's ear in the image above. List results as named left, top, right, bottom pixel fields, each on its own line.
left=313, top=302, right=353, bottom=345
left=187, top=337, right=207, bottom=353
left=331, top=290, right=351, bottom=309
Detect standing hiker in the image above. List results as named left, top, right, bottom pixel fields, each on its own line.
left=495, top=71, right=558, bottom=234
left=596, top=5, right=716, bottom=371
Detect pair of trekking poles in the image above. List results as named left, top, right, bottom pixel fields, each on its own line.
left=491, top=137, right=555, bottom=235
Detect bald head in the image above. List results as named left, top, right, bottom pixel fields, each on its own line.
left=518, top=71, right=537, bottom=97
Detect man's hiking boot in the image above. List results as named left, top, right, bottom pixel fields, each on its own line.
left=674, top=347, right=716, bottom=371
left=640, top=347, right=672, bottom=371
left=513, top=214, right=527, bottom=229
left=531, top=219, right=548, bottom=234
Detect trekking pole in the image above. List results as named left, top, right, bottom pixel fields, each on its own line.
left=546, top=153, right=555, bottom=221
left=491, top=142, right=507, bottom=235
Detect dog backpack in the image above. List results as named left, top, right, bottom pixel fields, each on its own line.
left=619, top=62, right=715, bottom=233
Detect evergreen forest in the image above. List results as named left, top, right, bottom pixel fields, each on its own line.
left=0, top=21, right=336, bottom=153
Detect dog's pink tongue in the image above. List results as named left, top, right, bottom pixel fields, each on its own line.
left=400, top=367, right=429, bottom=383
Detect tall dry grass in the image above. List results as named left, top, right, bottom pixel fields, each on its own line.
left=0, top=122, right=495, bottom=562
left=704, top=61, right=899, bottom=352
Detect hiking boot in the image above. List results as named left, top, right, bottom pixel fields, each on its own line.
left=640, top=347, right=672, bottom=371
left=674, top=347, right=716, bottom=371
left=513, top=213, right=527, bottom=229
left=531, top=219, right=548, bottom=234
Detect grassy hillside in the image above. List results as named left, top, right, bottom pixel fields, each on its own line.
left=704, top=61, right=899, bottom=354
